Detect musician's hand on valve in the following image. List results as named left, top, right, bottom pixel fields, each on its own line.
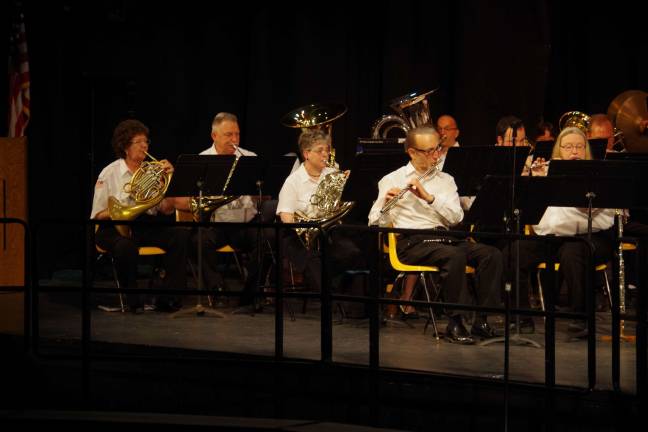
left=160, top=159, right=174, bottom=174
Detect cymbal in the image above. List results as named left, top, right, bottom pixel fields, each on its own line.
left=280, top=103, right=347, bottom=129
left=607, top=90, right=645, bottom=122
left=613, top=90, right=648, bottom=153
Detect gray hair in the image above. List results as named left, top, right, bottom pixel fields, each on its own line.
left=298, top=130, right=331, bottom=155
left=211, top=112, right=238, bottom=133
left=404, top=126, right=439, bottom=151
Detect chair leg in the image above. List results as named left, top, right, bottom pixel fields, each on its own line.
left=420, top=272, right=440, bottom=340
left=109, top=257, right=126, bottom=313
left=536, top=270, right=545, bottom=312
left=232, top=252, right=245, bottom=281
left=603, top=267, right=612, bottom=310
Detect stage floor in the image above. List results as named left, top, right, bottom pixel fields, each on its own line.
left=25, top=288, right=638, bottom=395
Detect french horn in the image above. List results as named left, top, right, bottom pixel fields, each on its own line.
left=281, top=103, right=347, bottom=165
left=108, top=152, right=171, bottom=237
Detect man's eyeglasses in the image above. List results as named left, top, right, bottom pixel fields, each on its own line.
left=411, top=146, right=441, bottom=156
left=559, top=143, right=586, bottom=151
left=437, top=126, right=457, bottom=132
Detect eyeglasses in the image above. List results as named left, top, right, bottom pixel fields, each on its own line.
left=308, top=146, right=331, bottom=154
left=560, top=143, right=586, bottom=151
left=411, top=146, right=441, bottom=156
left=437, top=126, right=457, bottom=132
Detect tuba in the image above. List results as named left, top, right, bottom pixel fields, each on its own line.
left=558, top=111, right=591, bottom=133
left=281, top=103, right=354, bottom=249
left=371, top=89, right=437, bottom=138
left=281, top=103, right=347, bottom=166
left=108, top=152, right=172, bottom=237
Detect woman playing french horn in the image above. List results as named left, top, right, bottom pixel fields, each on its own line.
left=276, top=129, right=365, bottom=295
left=91, top=119, right=190, bottom=314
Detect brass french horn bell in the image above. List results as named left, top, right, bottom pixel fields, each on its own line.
left=607, top=90, right=648, bottom=153
left=558, top=111, right=591, bottom=133
left=281, top=103, right=347, bottom=164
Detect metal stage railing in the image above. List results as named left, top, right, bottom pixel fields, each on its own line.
left=5, top=217, right=646, bottom=408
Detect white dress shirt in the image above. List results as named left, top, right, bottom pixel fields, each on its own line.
left=199, top=144, right=257, bottom=222
left=368, top=162, right=463, bottom=229
left=90, top=158, right=160, bottom=219
left=277, top=163, right=337, bottom=218
left=533, top=206, right=615, bottom=236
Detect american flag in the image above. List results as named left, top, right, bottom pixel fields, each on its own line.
left=8, top=3, right=30, bottom=138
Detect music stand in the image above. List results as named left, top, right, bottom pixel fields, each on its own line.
left=605, top=152, right=648, bottom=162
left=468, top=175, right=569, bottom=348
left=232, top=156, right=298, bottom=315
left=532, top=141, right=555, bottom=161
left=166, top=154, right=237, bottom=318
left=342, top=151, right=409, bottom=223
left=588, top=138, right=608, bottom=160
left=443, top=146, right=530, bottom=198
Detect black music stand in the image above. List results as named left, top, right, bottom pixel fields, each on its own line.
left=533, top=141, right=555, bottom=161
left=468, top=175, right=560, bottom=348
left=342, top=151, right=409, bottom=223
left=166, top=154, right=237, bottom=318
left=443, top=146, right=529, bottom=198
left=588, top=139, right=608, bottom=160
left=231, top=155, right=299, bottom=315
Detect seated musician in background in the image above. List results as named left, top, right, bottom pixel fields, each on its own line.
left=435, top=114, right=461, bottom=170
left=369, top=126, right=503, bottom=344
left=175, top=112, right=261, bottom=306
left=495, top=115, right=535, bottom=175
left=534, top=120, right=555, bottom=143
left=276, top=130, right=365, bottom=295
left=589, top=113, right=615, bottom=152
left=91, top=119, right=190, bottom=313
left=502, top=127, right=615, bottom=336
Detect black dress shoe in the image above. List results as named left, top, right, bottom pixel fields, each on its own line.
left=155, top=299, right=182, bottom=313
left=445, top=315, right=475, bottom=345
left=509, top=317, right=535, bottom=334
left=471, top=320, right=496, bottom=339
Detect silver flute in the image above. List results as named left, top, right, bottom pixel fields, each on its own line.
left=380, top=162, right=440, bottom=214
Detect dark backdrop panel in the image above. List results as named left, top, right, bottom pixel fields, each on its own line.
left=2, top=0, right=647, bottom=275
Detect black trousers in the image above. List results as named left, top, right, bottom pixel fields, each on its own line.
left=280, top=228, right=366, bottom=294
left=502, top=230, right=614, bottom=313
left=190, top=224, right=258, bottom=291
left=96, top=218, right=190, bottom=308
left=396, top=234, right=503, bottom=317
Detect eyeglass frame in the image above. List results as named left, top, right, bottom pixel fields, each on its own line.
left=410, top=146, right=442, bottom=156
left=559, top=143, right=586, bottom=151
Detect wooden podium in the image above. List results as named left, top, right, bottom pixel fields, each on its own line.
left=0, top=137, right=27, bottom=288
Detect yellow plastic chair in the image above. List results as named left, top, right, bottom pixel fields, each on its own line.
left=386, top=232, right=441, bottom=338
